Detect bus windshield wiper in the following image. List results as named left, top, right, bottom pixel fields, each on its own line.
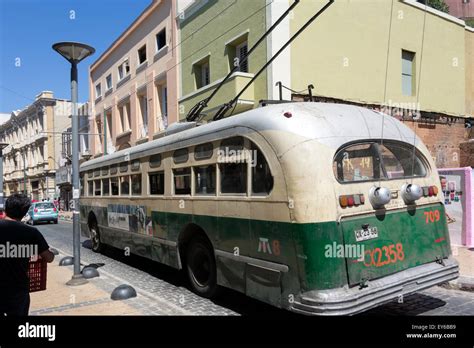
left=213, top=0, right=334, bottom=121
left=186, top=0, right=301, bottom=123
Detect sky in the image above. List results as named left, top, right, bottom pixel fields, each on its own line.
left=0, top=0, right=151, bottom=113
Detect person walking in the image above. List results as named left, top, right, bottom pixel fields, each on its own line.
left=0, top=193, right=55, bottom=316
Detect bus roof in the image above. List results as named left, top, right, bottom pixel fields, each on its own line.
left=81, top=102, right=420, bottom=171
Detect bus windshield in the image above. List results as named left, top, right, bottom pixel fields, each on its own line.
left=333, top=141, right=427, bottom=183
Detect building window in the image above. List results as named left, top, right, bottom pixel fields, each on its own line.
left=95, top=83, right=102, bottom=99
left=138, top=95, right=148, bottom=138
left=118, top=59, right=130, bottom=81
left=402, top=50, right=415, bottom=96
left=201, top=63, right=210, bottom=87
left=149, top=172, right=165, bottom=195
left=195, top=165, right=216, bottom=196
left=106, top=74, right=112, bottom=90
left=131, top=174, right=142, bottom=196
left=160, top=85, right=168, bottom=127
left=119, top=102, right=131, bottom=134
left=174, top=168, right=191, bottom=195
left=138, top=45, right=147, bottom=65
left=194, top=58, right=211, bottom=89
left=156, top=28, right=166, bottom=52
left=236, top=41, right=248, bottom=73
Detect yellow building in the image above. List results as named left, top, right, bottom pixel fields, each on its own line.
left=289, top=0, right=467, bottom=117
left=0, top=92, right=72, bottom=200
left=178, top=0, right=473, bottom=167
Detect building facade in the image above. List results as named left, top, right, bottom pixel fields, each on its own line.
left=55, top=102, right=90, bottom=211
left=178, top=0, right=473, bottom=168
left=89, top=0, right=180, bottom=158
left=445, top=0, right=474, bottom=21
left=178, top=0, right=269, bottom=119
left=0, top=91, right=72, bottom=200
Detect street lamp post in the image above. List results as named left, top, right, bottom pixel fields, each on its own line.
left=22, top=150, right=27, bottom=195
left=44, top=169, right=50, bottom=200
left=0, top=143, right=8, bottom=210
left=53, top=42, right=95, bottom=286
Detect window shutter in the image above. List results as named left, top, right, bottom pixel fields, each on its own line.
left=238, top=43, right=248, bottom=73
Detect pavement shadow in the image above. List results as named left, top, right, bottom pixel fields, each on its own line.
left=361, top=292, right=447, bottom=316
left=83, top=240, right=299, bottom=317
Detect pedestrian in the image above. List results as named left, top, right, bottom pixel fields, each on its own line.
left=0, top=193, right=55, bottom=316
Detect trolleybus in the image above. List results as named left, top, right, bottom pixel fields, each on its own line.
left=80, top=102, right=458, bottom=315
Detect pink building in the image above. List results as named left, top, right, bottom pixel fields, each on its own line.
left=89, top=0, right=180, bottom=157
left=445, top=0, right=474, bottom=20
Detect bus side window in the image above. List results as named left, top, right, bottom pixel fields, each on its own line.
left=174, top=168, right=191, bottom=195
left=195, top=165, right=216, bottom=195
left=88, top=180, right=93, bottom=196
left=251, top=144, right=273, bottom=195
left=149, top=172, right=165, bottom=195
left=120, top=176, right=130, bottom=196
left=131, top=174, right=142, bottom=196
left=220, top=163, right=247, bottom=194
left=80, top=175, right=84, bottom=196
left=102, top=178, right=110, bottom=196
left=111, top=177, right=119, bottom=196
left=94, top=180, right=101, bottom=196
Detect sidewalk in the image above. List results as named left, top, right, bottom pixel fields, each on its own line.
left=30, top=257, right=141, bottom=315
left=29, top=251, right=190, bottom=316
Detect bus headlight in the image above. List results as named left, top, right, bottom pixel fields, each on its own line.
left=401, top=183, right=423, bottom=204
left=369, top=186, right=391, bottom=209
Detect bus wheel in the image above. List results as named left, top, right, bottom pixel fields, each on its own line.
left=186, top=236, right=218, bottom=298
left=90, top=221, right=104, bottom=253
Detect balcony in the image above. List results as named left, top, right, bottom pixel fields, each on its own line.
left=179, top=72, right=256, bottom=121
left=33, top=132, right=48, bottom=143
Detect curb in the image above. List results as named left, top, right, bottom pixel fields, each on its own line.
left=441, top=276, right=474, bottom=292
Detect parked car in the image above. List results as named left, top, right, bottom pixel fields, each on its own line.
left=27, top=202, right=58, bottom=225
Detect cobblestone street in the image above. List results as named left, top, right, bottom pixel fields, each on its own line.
left=36, top=222, right=474, bottom=316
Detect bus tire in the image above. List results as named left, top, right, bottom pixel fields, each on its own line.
left=89, top=220, right=104, bottom=253
left=186, top=235, right=218, bottom=298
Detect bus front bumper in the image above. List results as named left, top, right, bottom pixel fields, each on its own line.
left=290, top=257, right=459, bottom=316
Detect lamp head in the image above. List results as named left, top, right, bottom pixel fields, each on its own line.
left=52, top=42, right=95, bottom=64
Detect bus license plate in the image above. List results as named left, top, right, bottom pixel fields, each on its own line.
left=355, top=227, right=378, bottom=242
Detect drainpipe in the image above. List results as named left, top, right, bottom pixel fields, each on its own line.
left=103, top=110, right=107, bottom=156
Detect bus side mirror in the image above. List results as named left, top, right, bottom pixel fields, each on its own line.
left=369, top=186, right=391, bottom=209
left=401, top=184, right=422, bottom=204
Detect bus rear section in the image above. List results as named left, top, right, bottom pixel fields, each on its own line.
left=291, top=139, right=459, bottom=316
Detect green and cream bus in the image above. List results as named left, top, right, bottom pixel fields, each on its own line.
left=80, top=102, right=458, bottom=315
